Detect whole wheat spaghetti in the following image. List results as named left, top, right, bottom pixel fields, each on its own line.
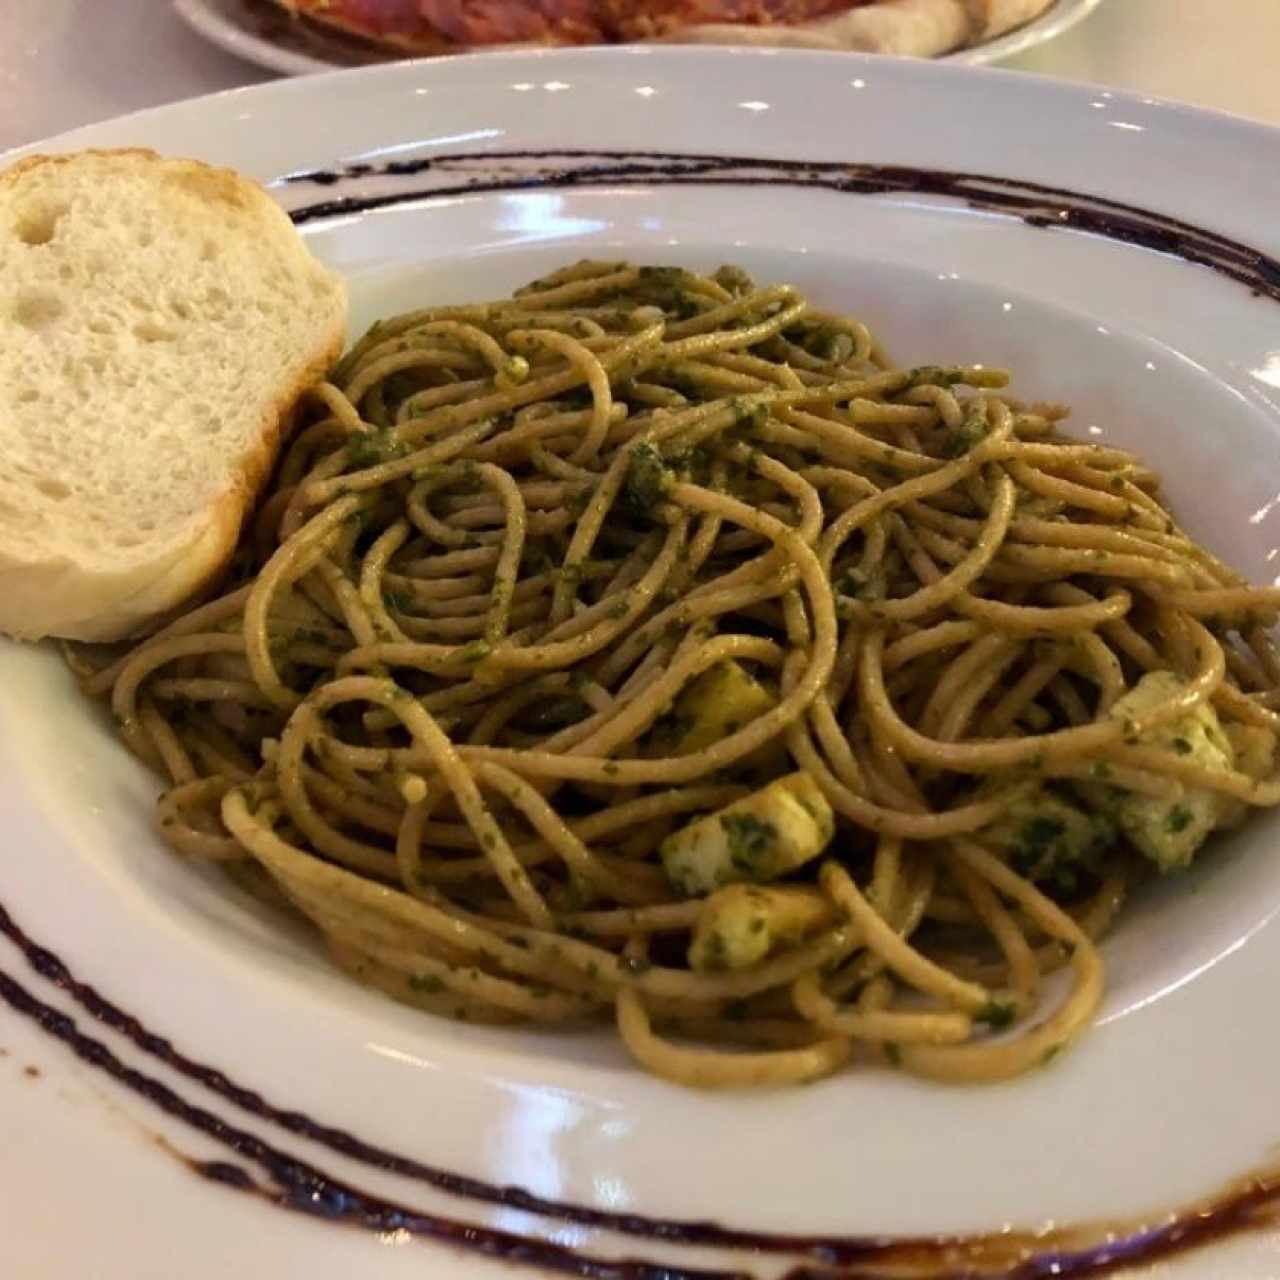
left=77, top=261, right=1280, bottom=1087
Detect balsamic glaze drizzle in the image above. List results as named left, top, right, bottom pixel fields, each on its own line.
left=282, top=149, right=1280, bottom=305
left=0, top=906, right=745, bottom=1280
left=3, top=894, right=1279, bottom=1278
left=5, top=149, right=1280, bottom=1276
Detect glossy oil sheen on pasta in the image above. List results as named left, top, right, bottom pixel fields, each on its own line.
left=75, top=261, right=1280, bottom=1089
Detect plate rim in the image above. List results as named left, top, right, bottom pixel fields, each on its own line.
left=171, top=0, right=1107, bottom=77
left=10, top=40, right=1280, bottom=175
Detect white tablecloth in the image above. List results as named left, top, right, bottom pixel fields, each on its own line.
left=5, top=0, right=1280, bottom=154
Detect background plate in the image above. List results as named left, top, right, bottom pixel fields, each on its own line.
left=2, top=45, right=1279, bottom=1280
left=172, top=0, right=1106, bottom=76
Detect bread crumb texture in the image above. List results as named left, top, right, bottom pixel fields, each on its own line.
left=0, top=149, right=347, bottom=639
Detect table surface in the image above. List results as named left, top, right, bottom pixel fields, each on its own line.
left=4, top=0, right=1280, bottom=155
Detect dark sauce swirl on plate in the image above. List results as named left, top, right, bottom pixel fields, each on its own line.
left=3, top=899, right=1280, bottom=1277
left=281, top=149, right=1280, bottom=305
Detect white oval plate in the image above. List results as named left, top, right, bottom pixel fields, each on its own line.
left=172, top=0, right=1104, bottom=76
left=3, top=47, right=1280, bottom=1280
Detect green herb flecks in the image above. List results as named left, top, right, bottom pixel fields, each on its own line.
left=941, top=405, right=989, bottom=459
left=1013, top=816, right=1067, bottom=866
left=456, top=639, right=492, bottom=665
left=345, top=429, right=405, bottom=470
left=720, top=813, right=776, bottom=875
left=977, top=1000, right=1017, bottom=1031
left=623, top=442, right=673, bottom=516
left=907, top=365, right=964, bottom=389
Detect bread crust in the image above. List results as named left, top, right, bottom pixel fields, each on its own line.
left=654, top=0, right=970, bottom=53
left=0, top=149, right=348, bottom=642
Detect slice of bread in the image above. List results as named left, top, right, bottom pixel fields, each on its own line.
left=0, top=148, right=348, bottom=642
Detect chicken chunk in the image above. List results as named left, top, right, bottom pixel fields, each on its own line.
left=688, top=884, right=833, bottom=971
left=660, top=772, right=835, bottom=897
left=1085, top=670, right=1235, bottom=872
left=673, top=659, right=776, bottom=755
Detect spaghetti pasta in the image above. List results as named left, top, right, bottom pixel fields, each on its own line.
left=77, top=261, right=1280, bottom=1088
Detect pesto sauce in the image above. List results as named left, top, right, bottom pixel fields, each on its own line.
left=720, top=813, right=776, bottom=875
